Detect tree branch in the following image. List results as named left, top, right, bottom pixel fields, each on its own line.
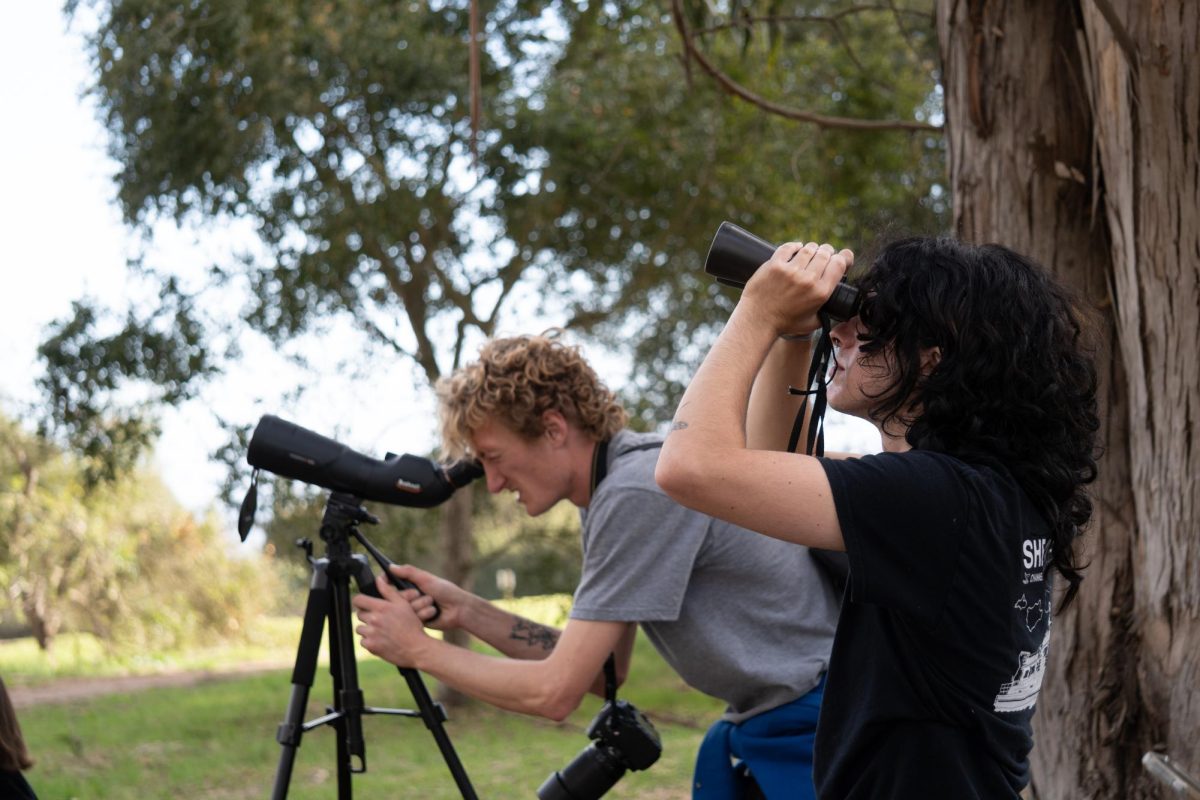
left=671, top=0, right=941, bottom=132
left=691, top=5, right=931, bottom=36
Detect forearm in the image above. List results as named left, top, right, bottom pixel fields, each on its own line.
left=457, top=596, right=561, bottom=661
left=747, top=335, right=816, bottom=451
left=407, top=618, right=632, bottom=721
left=664, top=303, right=778, bottom=461
left=411, top=638, right=582, bottom=720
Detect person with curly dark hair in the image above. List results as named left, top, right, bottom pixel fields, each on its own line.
left=354, top=330, right=841, bottom=798
left=0, top=675, right=39, bottom=800
left=657, top=237, right=1099, bottom=799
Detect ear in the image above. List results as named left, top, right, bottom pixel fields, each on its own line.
left=920, top=346, right=942, bottom=374
left=541, top=410, right=569, bottom=445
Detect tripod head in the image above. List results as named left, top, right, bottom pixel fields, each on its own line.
left=311, top=493, right=403, bottom=584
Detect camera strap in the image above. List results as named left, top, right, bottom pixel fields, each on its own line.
left=603, top=654, right=619, bottom=703
left=589, top=438, right=664, bottom=496
left=786, top=316, right=835, bottom=457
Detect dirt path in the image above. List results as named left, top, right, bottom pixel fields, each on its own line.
left=8, top=659, right=292, bottom=709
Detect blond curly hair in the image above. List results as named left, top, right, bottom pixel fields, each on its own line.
left=435, top=331, right=627, bottom=458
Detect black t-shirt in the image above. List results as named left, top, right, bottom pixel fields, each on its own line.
left=0, top=770, right=38, bottom=800
left=816, top=451, right=1054, bottom=799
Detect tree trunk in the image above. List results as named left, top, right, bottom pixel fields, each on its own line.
left=437, top=488, right=475, bottom=707
left=21, top=585, right=59, bottom=653
left=937, top=1, right=1199, bottom=796
left=7, top=448, right=58, bottom=653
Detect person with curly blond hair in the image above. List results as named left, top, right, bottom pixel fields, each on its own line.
left=354, top=330, right=841, bottom=799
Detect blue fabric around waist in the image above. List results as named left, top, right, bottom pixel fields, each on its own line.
left=693, top=674, right=824, bottom=800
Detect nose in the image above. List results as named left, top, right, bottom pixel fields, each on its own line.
left=483, top=464, right=505, bottom=494
left=829, top=318, right=856, bottom=349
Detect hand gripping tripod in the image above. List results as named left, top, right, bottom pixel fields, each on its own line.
left=271, top=491, right=478, bottom=800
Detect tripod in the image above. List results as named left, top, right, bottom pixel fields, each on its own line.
left=271, top=492, right=479, bottom=800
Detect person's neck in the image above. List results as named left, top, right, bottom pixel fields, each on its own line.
left=570, top=435, right=606, bottom=508
left=880, top=423, right=911, bottom=453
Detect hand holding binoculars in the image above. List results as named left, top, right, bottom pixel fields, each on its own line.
left=704, top=221, right=861, bottom=322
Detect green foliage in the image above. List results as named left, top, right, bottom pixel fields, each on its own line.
left=493, top=0, right=946, bottom=425
left=0, top=415, right=275, bottom=652
left=53, top=0, right=946, bottom=467
left=35, top=290, right=219, bottom=486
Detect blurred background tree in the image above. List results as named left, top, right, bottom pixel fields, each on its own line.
left=0, top=414, right=271, bottom=653
left=37, top=0, right=945, bottom=697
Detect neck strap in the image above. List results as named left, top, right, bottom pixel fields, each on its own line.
left=786, top=316, right=835, bottom=456
left=589, top=437, right=663, bottom=495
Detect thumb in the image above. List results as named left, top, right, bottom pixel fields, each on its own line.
left=390, top=563, right=428, bottom=589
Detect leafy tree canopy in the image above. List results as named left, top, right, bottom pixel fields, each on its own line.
left=53, top=0, right=944, bottom=476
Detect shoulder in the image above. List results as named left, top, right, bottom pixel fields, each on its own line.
left=821, top=449, right=970, bottom=483
left=819, top=450, right=994, bottom=514
left=600, top=430, right=666, bottom=490
left=588, top=431, right=706, bottom=527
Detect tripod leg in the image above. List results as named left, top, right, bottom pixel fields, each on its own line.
left=351, top=558, right=480, bottom=800
left=328, top=558, right=369, bottom=800
left=272, top=558, right=332, bottom=800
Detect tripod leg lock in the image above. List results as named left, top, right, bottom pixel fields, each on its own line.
left=342, top=688, right=365, bottom=714
left=277, top=721, right=302, bottom=748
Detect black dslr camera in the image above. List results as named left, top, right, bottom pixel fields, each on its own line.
left=537, top=697, right=662, bottom=800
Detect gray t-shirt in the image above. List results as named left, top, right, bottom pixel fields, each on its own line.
left=571, top=429, right=840, bottom=722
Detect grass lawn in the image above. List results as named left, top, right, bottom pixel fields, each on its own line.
left=4, top=597, right=727, bottom=799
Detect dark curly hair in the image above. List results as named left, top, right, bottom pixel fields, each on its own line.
left=436, top=330, right=627, bottom=459
left=853, top=237, right=1100, bottom=608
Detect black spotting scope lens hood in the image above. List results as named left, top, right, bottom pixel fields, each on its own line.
left=246, top=414, right=481, bottom=508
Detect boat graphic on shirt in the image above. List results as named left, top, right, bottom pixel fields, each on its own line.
left=994, top=627, right=1050, bottom=713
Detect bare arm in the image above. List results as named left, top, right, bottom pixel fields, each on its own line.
left=387, top=564, right=562, bottom=660
left=657, top=242, right=851, bottom=551
left=354, top=575, right=637, bottom=721
left=746, top=335, right=816, bottom=451
left=427, top=590, right=637, bottom=696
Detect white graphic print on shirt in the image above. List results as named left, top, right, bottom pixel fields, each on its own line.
left=995, top=537, right=1053, bottom=713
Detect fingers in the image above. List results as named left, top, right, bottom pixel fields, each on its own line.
left=773, top=242, right=848, bottom=278
left=352, top=590, right=386, bottom=613
left=409, top=593, right=439, bottom=621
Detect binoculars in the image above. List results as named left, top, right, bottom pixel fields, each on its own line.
left=704, top=221, right=861, bottom=322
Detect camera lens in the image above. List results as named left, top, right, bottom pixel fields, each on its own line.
left=537, top=743, right=627, bottom=800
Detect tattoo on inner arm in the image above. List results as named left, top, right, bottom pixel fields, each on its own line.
left=510, top=619, right=559, bottom=651
left=671, top=420, right=689, bottom=433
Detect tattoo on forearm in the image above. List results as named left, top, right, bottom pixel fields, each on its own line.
left=510, top=619, right=559, bottom=651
